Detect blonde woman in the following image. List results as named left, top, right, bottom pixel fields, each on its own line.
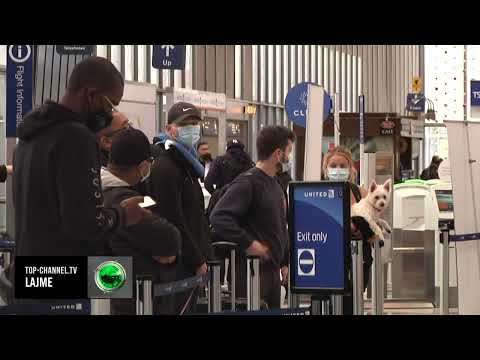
left=323, top=146, right=378, bottom=314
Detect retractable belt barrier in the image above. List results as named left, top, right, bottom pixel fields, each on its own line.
left=449, top=233, right=480, bottom=242
left=215, top=307, right=310, bottom=316
left=136, top=253, right=261, bottom=315
left=136, top=273, right=210, bottom=315
left=154, top=273, right=209, bottom=297
left=437, top=219, right=479, bottom=315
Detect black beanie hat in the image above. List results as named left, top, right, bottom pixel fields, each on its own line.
left=109, top=128, right=152, bottom=166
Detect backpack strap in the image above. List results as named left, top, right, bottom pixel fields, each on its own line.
left=350, top=182, right=362, bottom=203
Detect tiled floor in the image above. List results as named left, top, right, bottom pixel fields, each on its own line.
left=364, top=301, right=458, bottom=315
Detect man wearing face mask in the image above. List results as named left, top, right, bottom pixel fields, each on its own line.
left=102, top=128, right=181, bottom=315
left=146, top=102, right=213, bottom=314
left=13, top=56, right=148, bottom=258
left=210, top=126, right=295, bottom=309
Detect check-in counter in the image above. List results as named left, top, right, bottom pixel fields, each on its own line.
left=392, top=180, right=437, bottom=301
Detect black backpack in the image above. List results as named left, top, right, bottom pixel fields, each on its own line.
left=223, top=154, right=254, bottom=184
left=206, top=169, right=254, bottom=225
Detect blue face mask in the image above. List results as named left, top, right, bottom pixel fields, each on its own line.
left=177, top=125, right=201, bottom=149
left=327, top=167, right=350, bottom=181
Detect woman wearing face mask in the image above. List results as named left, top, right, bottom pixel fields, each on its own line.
left=322, top=146, right=377, bottom=315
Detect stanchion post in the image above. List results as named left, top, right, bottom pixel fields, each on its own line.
left=136, top=275, right=153, bottom=315
left=230, top=248, right=236, bottom=311
left=322, top=299, right=331, bottom=315
left=352, top=241, right=364, bottom=315
left=247, top=255, right=261, bottom=311
left=440, top=227, right=450, bottom=315
left=90, top=299, right=111, bottom=315
left=207, top=260, right=222, bottom=313
left=372, top=240, right=384, bottom=315
left=331, top=295, right=343, bottom=315
left=311, top=296, right=322, bottom=315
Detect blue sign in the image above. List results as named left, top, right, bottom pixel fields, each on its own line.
left=289, top=182, right=350, bottom=294
left=6, top=45, right=34, bottom=138
left=406, top=93, right=426, bottom=112
left=471, top=81, right=480, bottom=107
left=359, top=95, right=365, bottom=144
left=152, top=45, right=186, bottom=70
left=285, top=82, right=331, bottom=128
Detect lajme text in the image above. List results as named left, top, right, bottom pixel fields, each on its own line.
left=25, top=277, right=53, bottom=287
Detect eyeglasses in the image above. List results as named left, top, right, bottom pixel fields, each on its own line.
left=103, top=95, right=119, bottom=113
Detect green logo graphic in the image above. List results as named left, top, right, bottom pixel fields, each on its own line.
left=94, top=261, right=126, bottom=293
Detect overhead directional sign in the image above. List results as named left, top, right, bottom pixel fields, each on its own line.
left=285, top=82, right=331, bottom=128
left=412, top=76, right=423, bottom=93
left=6, top=45, right=34, bottom=138
left=471, top=80, right=480, bottom=107
left=406, top=93, right=426, bottom=112
left=152, top=45, right=186, bottom=70
left=56, top=45, right=94, bottom=56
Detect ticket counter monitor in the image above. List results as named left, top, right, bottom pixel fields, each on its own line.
left=392, top=180, right=437, bottom=302
left=426, top=180, right=458, bottom=308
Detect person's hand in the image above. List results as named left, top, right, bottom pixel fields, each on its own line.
left=153, top=255, right=176, bottom=264
left=281, top=266, right=289, bottom=286
left=367, top=234, right=381, bottom=245
left=120, top=196, right=151, bottom=227
left=359, top=185, right=368, bottom=198
left=196, top=262, right=208, bottom=276
left=351, top=222, right=362, bottom=238
left=246, top=240, right=270, bottom=260
left=6, top=165, right=13, bottom=176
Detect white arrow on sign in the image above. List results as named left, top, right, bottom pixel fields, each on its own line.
left=161, top=45, right=175, bottom=57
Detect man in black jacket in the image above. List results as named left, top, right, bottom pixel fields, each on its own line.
left=145, top=102, right=213, bottom=314
left=13, top=56, right=148, bottom=257
left=210, top=126, right=295, bottom=309
left=420, top=155, right=443, bottom=180
left=102, top=128, right=181, bottom=315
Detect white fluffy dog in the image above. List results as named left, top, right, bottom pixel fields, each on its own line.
left=351, top=179, right=392, bottom=241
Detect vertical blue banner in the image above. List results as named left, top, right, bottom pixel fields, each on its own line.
left=6, top=45, right=34, bottom=138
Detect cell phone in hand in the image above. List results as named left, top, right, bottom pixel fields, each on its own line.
left=139, top=196, right=156, bottom=208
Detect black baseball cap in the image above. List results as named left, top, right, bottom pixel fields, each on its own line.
left=109, top=128, right=152, bottom=166
left=167, top=102, right=202, bottom=125
left=227, top=138, right=245, bottom=150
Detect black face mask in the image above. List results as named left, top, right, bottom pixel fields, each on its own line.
left=84, top=97, right=114, bottom=134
